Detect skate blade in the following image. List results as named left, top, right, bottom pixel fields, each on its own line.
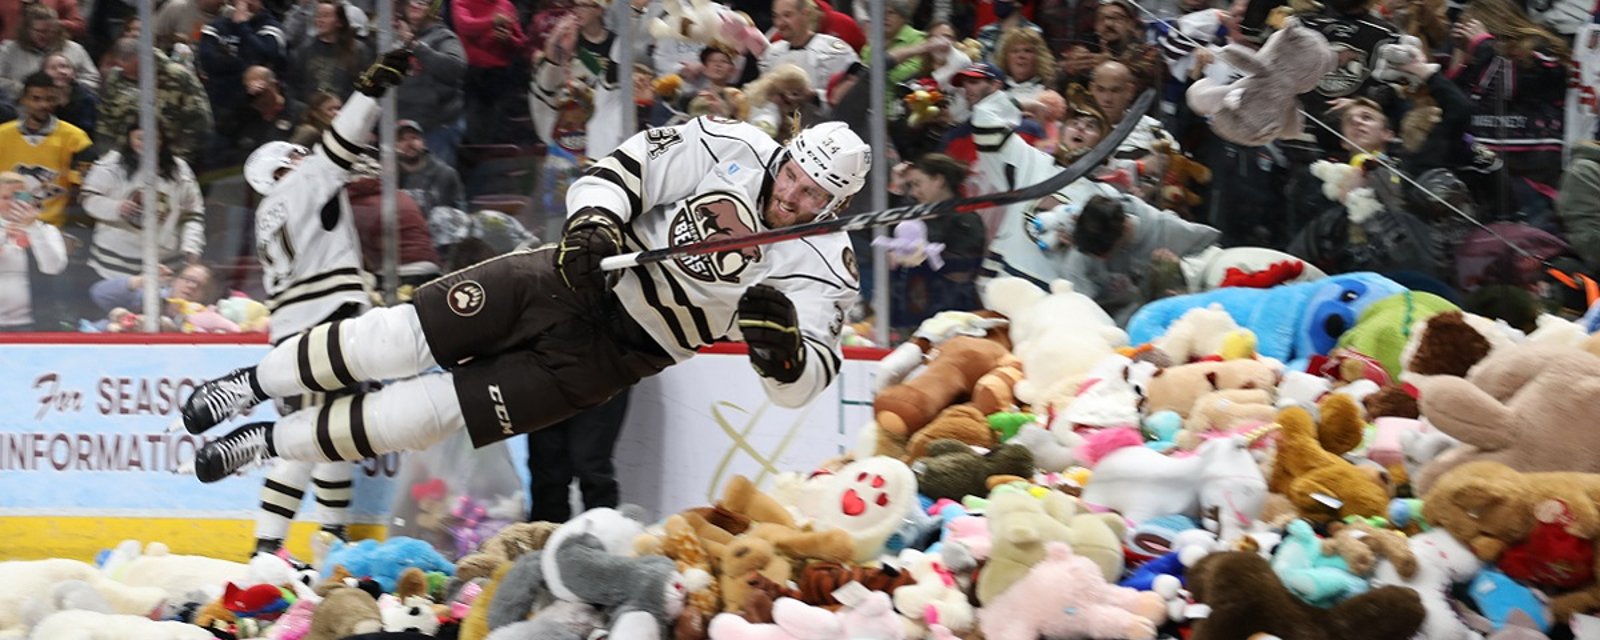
left=165, top=415, right=189, bottom=434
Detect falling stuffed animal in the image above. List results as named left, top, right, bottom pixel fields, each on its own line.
left=1186, top=18, right=1337, bottom=146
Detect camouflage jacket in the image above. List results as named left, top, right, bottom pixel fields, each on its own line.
left=97, top=50, right=214, bottom=162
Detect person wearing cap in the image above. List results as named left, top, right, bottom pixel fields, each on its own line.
left=760, top=0, right=860, bottom=108
left=396, top=118, right=467, bottom=214
left=181, top=115, right=876, bottom=485
left=937, top=62, right=1045, bottom=165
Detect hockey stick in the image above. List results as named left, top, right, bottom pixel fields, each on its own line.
left=599, top=89, right=1157, bottom=271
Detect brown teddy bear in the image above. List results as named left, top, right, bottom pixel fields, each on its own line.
left=874, top=336, right=1018, bottom=440
left=1186, top=551, right=1426, bottom=640
left=1268, top=394, right=1389, bottom=524
left=904, top=404, right=998, bottom=462
left=1177, top=388, right=1277, bottom=450
left=1421, top=460, right=1600, bottom=620
left=1324, top=520, right=1419, bottom=577
left=453, top=521, right=561, bottom=583
left=1143, top=359, right=1279, bottom=418
left=636, top=514, right=720, bottom=624
left=1413, top=341, right=1600, bottom=493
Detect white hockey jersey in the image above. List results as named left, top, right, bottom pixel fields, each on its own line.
left=972, top=91, right=1213, bottom=296
left=759, top=33, right=860, bottom=106
left=255, top=92, right=380, bottom=342
left=567, top=117, right=860, bottom=409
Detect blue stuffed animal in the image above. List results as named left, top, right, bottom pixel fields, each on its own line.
left=1470, top=568, right=1552, bottom=633
left=1126, top=272, right=1405, bottom=369
left=320, top=536, right=456, bottom=592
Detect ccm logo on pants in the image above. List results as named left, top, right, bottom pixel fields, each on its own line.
left=488, top=384, right=513, bottom=435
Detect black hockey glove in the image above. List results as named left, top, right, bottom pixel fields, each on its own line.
left=555, top=207, right=624, bottom=294
left=355, top=48, right=414, bottom=98
left=737, top=284, right=804, bottom=384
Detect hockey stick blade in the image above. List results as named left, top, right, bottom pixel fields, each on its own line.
left=599, top=90, right=1156, bottom=272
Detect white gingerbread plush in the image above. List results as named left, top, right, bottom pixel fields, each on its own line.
left=803, top=456, right=920, bottom=563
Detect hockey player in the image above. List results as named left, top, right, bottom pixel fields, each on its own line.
left=177, top=116, right=871, bottom=483
left=216, top=49, right=413, bottom=553
left=973, top=85, right=1218, bottom=322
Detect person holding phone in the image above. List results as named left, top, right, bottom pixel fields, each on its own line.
left=0, top=171, right=67, bottom=331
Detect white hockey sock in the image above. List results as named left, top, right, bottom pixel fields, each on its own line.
left=254, top=459, right=314, bottom=541
left=258, top=305, right=439, bottom=398
left=273, top=374, right=464, bottom=462
left=311, top=462, right=352, bottom=528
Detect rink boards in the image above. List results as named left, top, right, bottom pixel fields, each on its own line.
left=0, top=335, right=884, bottom=561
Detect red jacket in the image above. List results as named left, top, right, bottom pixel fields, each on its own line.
left=452, top=0, right=529, bottom=68
left=347, top=178, right=441, bottom=271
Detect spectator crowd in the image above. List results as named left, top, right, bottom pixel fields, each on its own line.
left=0, top=0, right=1597, bottom=339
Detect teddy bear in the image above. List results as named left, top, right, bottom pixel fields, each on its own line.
left=635, top=514, right=719, bottom=628
left=873, top=311, right=1012, bottom=395
left=978, top=541, right=1167, bottom=640
left=0, top=558, right=169, bottom=635
left=1267, top=395, right=1390, bottom=524
left=1412, top=341, right=1600, bottom=493
left=1177, top=387, right=1277, bottom=450
left=1152, top=139, right=1213, bottom=217
left=1142, top=358, right=1280, bottom=418
left=307, top=586, right=384, bottom=640
left=454, top=521, right=561, bottom=583
left=1185, top=17, right=1337, bottom=147
left=902, top=404, right=998, bottom=462
left=977, top=489, right=1127, bottom=604
left=1151, top=304, right=1244, bottom=364
left=981, top=277, right=1129, bottom=408
left=28, top=609, right=217, bottom=639
left=785, top=456, right=920, bottom=564
left=912, top=439, right=1035, bottom=503
left=648, top=0, right=767, bottom=56
left=1421, top=460, right=1600, bottom=621
left=1185, top=551, right=1426, bottom=640
left=872, top=335, right=1019, bottom=443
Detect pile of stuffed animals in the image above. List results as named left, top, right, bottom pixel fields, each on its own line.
left=12, top=269, right=1600, bottom=639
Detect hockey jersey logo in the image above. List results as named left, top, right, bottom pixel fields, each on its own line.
left=669, top=191, right=763, bottom=283
left=12, top=164, right=65, bottom=204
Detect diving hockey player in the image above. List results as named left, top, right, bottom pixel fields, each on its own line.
left=177, top=116, right=871, bottom=483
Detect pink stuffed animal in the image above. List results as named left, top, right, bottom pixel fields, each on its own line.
left=979, top=541, right=1167, bottom=640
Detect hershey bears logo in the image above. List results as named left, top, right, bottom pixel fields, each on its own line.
left=446, top=280, right=486, bottom=317
left=841, top=247, right=858, bottom=282
left=668, top=192, right=762, bottom=283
